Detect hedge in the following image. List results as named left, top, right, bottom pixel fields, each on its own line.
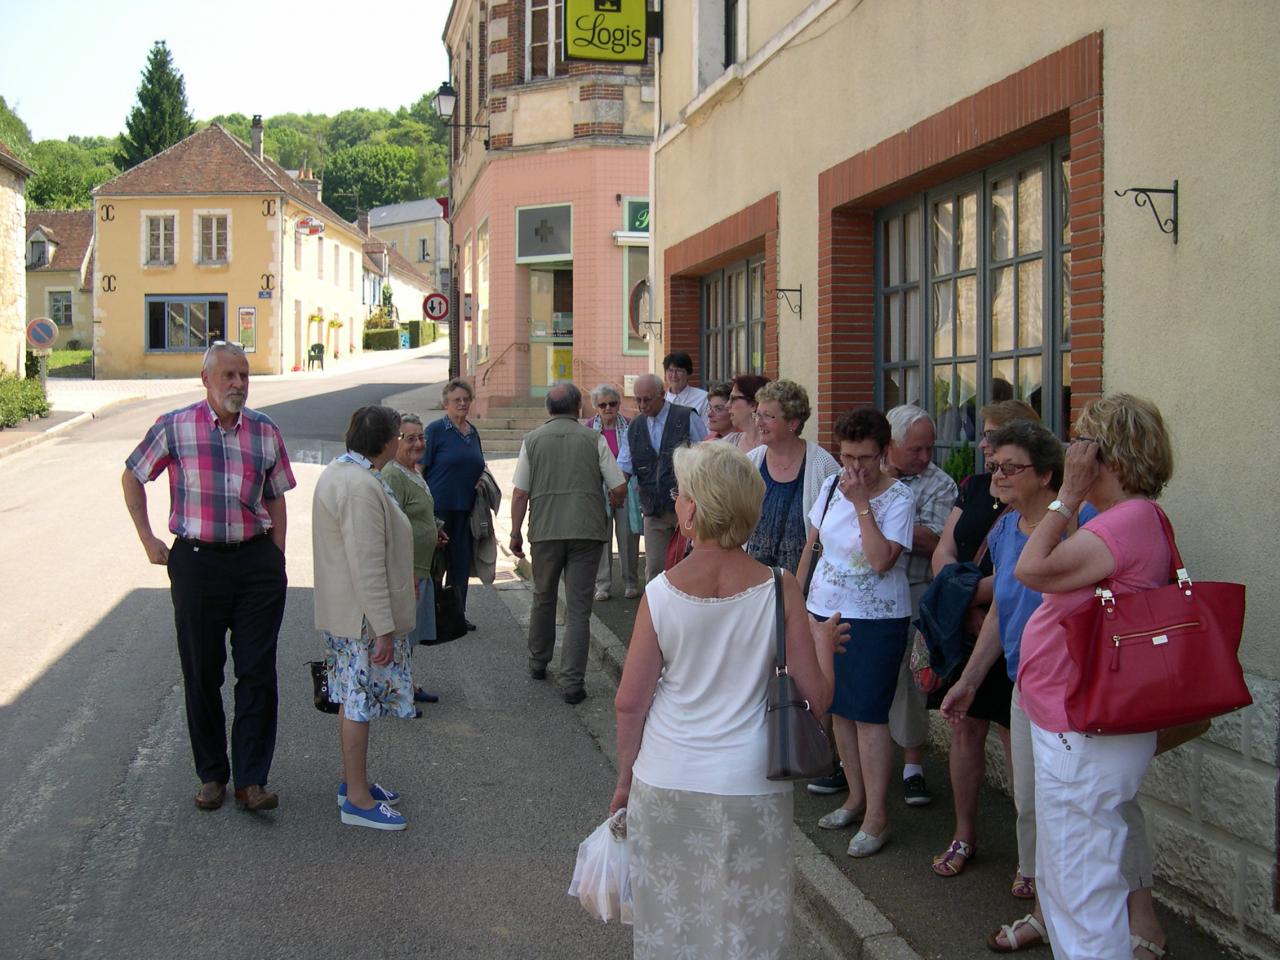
left=363, top=329, right=402, bottom=351
left=0, top=375, right=51, bottom=428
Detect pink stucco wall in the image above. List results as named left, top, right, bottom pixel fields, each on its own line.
left=452, top=145, right=650, bottom=414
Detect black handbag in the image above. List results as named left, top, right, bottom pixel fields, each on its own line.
left=765, top=567, right=833, bottom=781
left=309, top=660, right=340, bottom=714
left=427, top=544, right=468, bottom=645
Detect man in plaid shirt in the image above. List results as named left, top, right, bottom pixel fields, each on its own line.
left=122, top=342, right=296, bottom=813
left=884, top=405, right=958, bottom=807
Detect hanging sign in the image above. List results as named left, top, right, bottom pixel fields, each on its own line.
left=563, top=0, right=648, bottom=63
left=296, top=217, right=325, bottom=236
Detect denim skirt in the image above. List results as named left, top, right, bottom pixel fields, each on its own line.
left=829, top=616, right=911, bottom=723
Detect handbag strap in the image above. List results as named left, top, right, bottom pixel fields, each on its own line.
left=772, top=567, right=787, bottom=674
left=802, top=478, right=841, bottom=596
left=971, top=502, right=1010, bottom=569
left=1095, top=501, right=1188, bottom=597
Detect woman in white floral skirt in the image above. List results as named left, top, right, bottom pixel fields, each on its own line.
left=611, top=442, right=845, bottom=959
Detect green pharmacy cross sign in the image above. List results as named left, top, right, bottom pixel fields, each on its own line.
left=563, top=0, right=655, bottom=63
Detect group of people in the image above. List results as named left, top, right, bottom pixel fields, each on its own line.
left=599, top=360, right=1178, bottom=960
left=124, top=344, right=491, bottom=833
left=126, top=340, right=1182, bottom=959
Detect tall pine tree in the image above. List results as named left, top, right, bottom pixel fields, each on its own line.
left=117, top=42, right=195, bottom=169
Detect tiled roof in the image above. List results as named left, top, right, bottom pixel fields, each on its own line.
left=95, top=124, right=361, bottom=240
left=26, top=209, right=94, bottom=274
left=369, top=198, right=444, bottom=226
left=362, top=252, right=385, bottom=277
left=0, top=138, right=33, bottom=178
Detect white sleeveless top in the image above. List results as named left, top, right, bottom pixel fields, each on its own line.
left=631, top=573, right=789, bottom=796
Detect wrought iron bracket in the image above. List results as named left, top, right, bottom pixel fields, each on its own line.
left=1114, top=181, right=1178, bottom=244
left=771, top=285, right=803, bottom=321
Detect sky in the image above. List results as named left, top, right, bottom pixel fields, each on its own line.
left=0, top=0, right=452, bottom=141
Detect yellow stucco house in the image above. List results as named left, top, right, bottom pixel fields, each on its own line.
left=0, top=140, right=34, bottom=377
left=25, top=209, right=94, bottom=350
left=93, top=119, right=370, bottom=377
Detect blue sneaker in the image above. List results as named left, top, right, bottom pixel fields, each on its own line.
left=340, top=799, right=407, bottom=831
left=336, top=782, right=401, bottom=808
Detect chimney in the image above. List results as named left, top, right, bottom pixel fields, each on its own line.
left=251, top=114, right=263, bottom=159
left=299, top=166, right=322, bottom=200
left=357, top=212, right=370, bottom=235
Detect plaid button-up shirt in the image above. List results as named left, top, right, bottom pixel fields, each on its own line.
left=896, top=461, right=959, bottom=587
left=126, top=401, right=296, bottom=543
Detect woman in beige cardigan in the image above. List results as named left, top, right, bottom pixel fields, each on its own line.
left=313, top=405, right=417, bottom=831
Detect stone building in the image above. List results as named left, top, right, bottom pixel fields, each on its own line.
left=442, top=0, right=655, bottom=414
left=650, top=2, right=1279, bottom=956
left=0, top=140, right=33, bottom=377
left=25, top=209, right=95, bottom=351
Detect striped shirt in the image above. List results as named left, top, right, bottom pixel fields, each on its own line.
left=896, top=461, right=959, bottom=587
left=126, top=401, right=296, bottom=543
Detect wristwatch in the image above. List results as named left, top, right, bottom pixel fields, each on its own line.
left=1047, top=499, right=1075, bottom=520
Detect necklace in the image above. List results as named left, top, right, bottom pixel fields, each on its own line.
left=770, top=444, right=803, bottom=474
left=1021, top=517, right=1042, bottom=532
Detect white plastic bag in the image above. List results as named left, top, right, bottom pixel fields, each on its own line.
left=567, top=809, right=632, bottom=924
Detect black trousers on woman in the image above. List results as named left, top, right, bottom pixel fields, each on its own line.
left=438, top=510, right=474, bottom=611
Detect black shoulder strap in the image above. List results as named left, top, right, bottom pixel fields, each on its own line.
left=818, top=473, right=840, bottom=525
left=772, top=567, right=787, bottom=673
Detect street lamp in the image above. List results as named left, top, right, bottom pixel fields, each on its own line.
left=431, top=81, right=458, bottom=122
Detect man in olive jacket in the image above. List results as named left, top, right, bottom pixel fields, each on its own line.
left=510, top=382, right=627, bottom=703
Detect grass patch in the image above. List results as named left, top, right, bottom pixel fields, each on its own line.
left=48, top=349, right=91, bottom=369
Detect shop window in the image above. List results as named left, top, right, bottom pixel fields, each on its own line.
left=145, top=295, right=227, bottom=352
left=875, top=141, right=1072, bottom=450
left=700, top=255, right=765, bottom=382
left=516, top=203, right=572, bottom=262
left=49, top=291, right=73, bottom=325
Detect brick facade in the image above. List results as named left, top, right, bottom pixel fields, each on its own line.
left=663, top=193, right=780, bottom=385
left=817, top=33, right=1104, bottom=430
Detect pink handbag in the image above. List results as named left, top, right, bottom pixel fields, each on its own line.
left=1061, top=503, right=1250, bottom=735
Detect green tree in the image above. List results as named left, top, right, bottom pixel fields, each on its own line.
left=326, top=108, right=392, bottom=153
left=321, top=143, right=417, bottom=219
left=26, top=140, right=118, bottom=209
left=0, top=96, right=33, bottom=162
left=205, top=112, right=252, bottom=142
left=117, top=41, right=196, bottom=169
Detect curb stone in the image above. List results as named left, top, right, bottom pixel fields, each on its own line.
left=514, top=564, right=924, bottom=960
left=0, top=394, right=145, bottom=461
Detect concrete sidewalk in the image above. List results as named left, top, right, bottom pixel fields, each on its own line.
left=481, top=453, right=1236, bottom=960
left=0, top=339, right=450, bottom=461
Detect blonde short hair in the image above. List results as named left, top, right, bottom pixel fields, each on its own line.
left=1075, top=393, right=1174, bottom=498
left=754, top=379, right=811, bottom=435
left=979, top=398, right=1040, bottom=427
left=673, top=442, right=764, bottom=549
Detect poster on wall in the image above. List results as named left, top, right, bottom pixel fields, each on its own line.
left=238, top=307, right=257, bottom=352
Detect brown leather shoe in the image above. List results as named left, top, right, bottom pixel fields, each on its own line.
left=233, top=784, right=279, bottom=811
left=194, top=782, right=226, bottom=810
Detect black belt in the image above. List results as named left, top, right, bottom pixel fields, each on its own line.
left=179, top=532, right=269, bottom=552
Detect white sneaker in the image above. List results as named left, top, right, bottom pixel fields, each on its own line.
left=594, top=590, right=610, bottom=601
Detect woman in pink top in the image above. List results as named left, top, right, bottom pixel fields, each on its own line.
left=1014, top=394, right=1175, bottom=960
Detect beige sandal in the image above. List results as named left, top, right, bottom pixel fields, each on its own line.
left=985, top=914, right=1048, bottom=953
left=1131, top=934, right=1167, bottom=959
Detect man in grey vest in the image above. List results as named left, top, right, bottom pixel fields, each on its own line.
left=617, top=373, right=709, bottom=583
left=510, top=382, right=627, bottom=704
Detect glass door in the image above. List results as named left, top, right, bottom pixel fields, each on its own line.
left=529, top=265, right=573, bottom=394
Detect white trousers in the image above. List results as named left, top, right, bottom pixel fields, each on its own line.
left=1031, top=721, right=1156, bottom=960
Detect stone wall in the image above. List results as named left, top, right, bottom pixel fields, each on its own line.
left=0, top=165, right=26, bottom=376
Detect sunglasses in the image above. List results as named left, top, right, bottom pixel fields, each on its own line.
left=985, top=460, right=1034, bottom=477
left=597, top=400, right=620, bottom=409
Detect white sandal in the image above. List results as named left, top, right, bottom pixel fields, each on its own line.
left=985, top=913, right=1049, bottom=953
left=1132, top=934, right=1167, bottom=959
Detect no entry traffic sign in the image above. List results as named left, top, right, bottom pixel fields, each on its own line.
left=26, top=317, right=59, bottom=351
left=424, top=293, right=449, bottom=321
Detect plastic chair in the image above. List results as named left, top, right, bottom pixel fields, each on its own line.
left=307, top=343, right=325, bottom=370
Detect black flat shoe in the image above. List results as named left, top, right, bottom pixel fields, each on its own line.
left=414, top=688, right=439, bottom=703
left=465, top=620, right=477, bottom=632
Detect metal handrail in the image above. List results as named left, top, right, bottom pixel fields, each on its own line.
left=480, top=339, right=529, bottom=387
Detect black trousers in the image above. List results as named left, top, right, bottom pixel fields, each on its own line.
left=167, top=535, right=287, bottom=789
left=438, top=510, right=474, bottom=612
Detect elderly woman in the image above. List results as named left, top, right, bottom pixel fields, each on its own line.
left=924, top=399, right=1038, bottom=879
left=586, top=384, right=640, bottom=602
left=612, top=441, right=846, bottom=958
left=743, top=379, right=839, bottom=573
left=1012, top=394, right=1175, bottom=960
left=379, top=413, right=448, bottom=708
left=704, top=381, right=735, bottom=441
left=421, top=378, right=486, bottom=627
left=727, top=373, right=769, bottom=453
left=313, top=406, right=416, bottom=831
left=798, top=407, right=915, bottom=857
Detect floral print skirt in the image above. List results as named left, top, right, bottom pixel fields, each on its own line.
left=323, top=629, right=415, bottom=722
left=628, top=778, right=794, bottom=959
